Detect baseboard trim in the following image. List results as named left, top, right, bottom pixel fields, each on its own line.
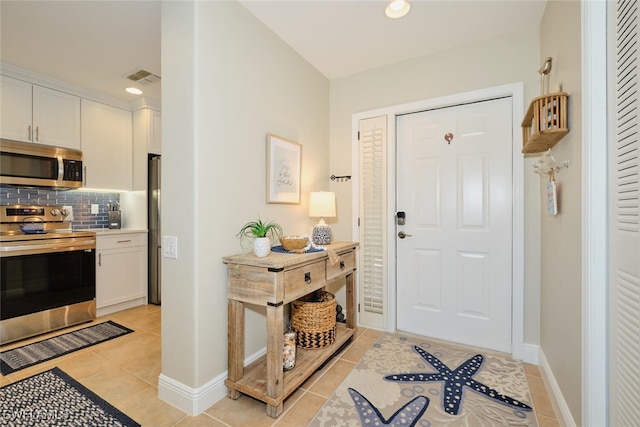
left=158, top=347, right=267, bottom=415
left=158, top=371, right=226, bottom=416
left=538, top=349, right=577, bottom=427
left=96, top=297, right=146, bottom=317
left=521, top=343, right=539, bottom=365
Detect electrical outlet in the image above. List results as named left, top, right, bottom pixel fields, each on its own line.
left=91, top=204, right=99, bottom=214
left=163, top=236, right=178, bottom=259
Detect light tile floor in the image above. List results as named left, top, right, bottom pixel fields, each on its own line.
left=1, top=305, right=559, bottom=426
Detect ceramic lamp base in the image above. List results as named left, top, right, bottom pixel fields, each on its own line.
left=312, top=225, right=332, bottom=245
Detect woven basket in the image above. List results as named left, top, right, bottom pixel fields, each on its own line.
left=291, top=290, right=337, bottom=349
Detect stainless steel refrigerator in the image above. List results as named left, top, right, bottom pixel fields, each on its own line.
left=148, top=155, right=161, bottom=304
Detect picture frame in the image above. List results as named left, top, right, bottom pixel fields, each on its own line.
left=266, top=133, right=301, bottom=204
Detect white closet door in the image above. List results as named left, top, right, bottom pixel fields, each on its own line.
left=609, top=1, right=640, bottom=426
left=358, top=115, right=387, bottom=329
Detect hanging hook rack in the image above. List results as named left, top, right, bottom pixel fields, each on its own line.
left=533, top=149, right=569, bottom=176
left=330, top=174, right=351, bottom=182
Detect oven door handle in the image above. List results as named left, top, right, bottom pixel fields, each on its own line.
left=0, top=240, right=96, bottom=256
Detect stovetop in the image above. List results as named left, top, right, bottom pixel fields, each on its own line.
left=0, top=204, right=94, bottom=243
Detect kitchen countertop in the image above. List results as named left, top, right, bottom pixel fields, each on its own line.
left=82, top=228, right=148, bottom=236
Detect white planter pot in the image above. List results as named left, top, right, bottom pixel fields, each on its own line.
left=253, top=237, right=271, bottom=257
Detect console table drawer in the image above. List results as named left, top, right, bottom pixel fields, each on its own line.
left=284, top=260, right=325, bottom=301
left=326, top=250, right=355, bottom=281
left=227, top=265, right=279, bottom=305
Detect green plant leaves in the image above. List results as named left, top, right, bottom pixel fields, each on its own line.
left=237, top=218, right=283, bottom=239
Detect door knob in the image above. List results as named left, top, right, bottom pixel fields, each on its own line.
left=398, top=231, right=412, bottom=239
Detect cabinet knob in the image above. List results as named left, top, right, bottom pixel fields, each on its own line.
left=340, top=260, right=345, bottom=270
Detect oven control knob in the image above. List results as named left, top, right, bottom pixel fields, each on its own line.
left=61, top=208, right=69, bottom=216
left=50, top=209, right=60, bottom=216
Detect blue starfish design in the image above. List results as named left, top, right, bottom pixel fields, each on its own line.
left=348, top=387, right=429, bottom=426
left=384, top=346, right=533, bottom=416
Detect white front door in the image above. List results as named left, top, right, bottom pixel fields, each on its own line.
left=396, top=97, right=513, bottom=353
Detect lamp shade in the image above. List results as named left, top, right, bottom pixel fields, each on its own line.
left=309, top=192, right=336, bottom=218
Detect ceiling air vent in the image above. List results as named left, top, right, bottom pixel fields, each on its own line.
left=125, top=69, right=161, bottom=85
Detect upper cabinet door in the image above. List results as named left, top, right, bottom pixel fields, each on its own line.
left=132, top=107, right=161, bottom=191
left=0, top=76, right=81, bottom=149
left=32, top=85, right=81, bottom=149
left=81, top=99, right=133, bottom=191
left=0, top=75, right=33, bottom=142
left=149, top=109, right=162, bottom=155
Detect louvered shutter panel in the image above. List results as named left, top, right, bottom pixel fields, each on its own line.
left=611, top=1, right=640, bottom=425
left=358, top=116, right=387, bottom=328
left=616, top=0, right=640, bottom=232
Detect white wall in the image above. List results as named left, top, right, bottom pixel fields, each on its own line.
left=161, top=0, right=329, bottom=412
left=329, top=30, right=542, bottom=346
left=539, top=1, right=583, bottom=424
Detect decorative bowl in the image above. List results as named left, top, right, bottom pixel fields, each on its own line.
left=281, top=236, right=309, bottom=251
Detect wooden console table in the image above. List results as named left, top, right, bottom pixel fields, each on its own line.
left=223, top=242, right=358, bottom=418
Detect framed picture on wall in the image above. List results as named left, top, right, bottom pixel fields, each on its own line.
left=266, top=133, right=301, bottom=204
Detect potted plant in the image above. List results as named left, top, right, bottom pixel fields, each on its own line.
left=237, top=218, right=283, bottom=257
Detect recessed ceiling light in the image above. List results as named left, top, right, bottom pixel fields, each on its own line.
left=385, top=0, right=411, bottom=19
left=125, top=87, right=143, bottom=95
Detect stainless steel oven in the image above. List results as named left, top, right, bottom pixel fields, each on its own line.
left=0, top=205, right=96, bottom=344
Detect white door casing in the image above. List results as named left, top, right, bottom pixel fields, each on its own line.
left=352, top=83, right=524, bottom=359
left=395, top=98, right=513, bottom=353
left=581, top=1, right=607, bottom=425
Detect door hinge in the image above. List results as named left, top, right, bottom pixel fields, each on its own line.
left=358, top=217, right=360, bottom=227
left=357, top=131, right=360, bottom=140
left=358, top=303, right=360, bottom=312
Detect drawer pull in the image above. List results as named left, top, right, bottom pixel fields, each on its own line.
left=304, top=272, right=312, bottom=284
left=340, top=260, right=345, bottom=270
left=117, top=239, right=132, bottom=243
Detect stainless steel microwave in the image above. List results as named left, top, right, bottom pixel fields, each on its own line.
left=0, top=139, right=83, bottom=189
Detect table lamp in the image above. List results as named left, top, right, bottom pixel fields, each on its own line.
left=309, top=191, right=336, bottom=245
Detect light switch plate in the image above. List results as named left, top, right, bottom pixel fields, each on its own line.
left=163, top=236, right=178, bottom=259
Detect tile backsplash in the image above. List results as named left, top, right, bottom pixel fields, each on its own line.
left=0, top=187, right=120, bottom=229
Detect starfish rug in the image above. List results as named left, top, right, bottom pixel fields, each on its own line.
left=310, top=333, right=537, bottom=426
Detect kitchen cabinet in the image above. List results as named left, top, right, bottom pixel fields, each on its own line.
left=132, top=107, right=161, bottom=191
left=133, top=107, right=161, bottom=155
left=81, top=99, right=133, bottom=190
left=222, top=242, right=358, bottom=418
left=96, top=231, right=147, bottom=316
left=0, top=75, right=81, bottom=149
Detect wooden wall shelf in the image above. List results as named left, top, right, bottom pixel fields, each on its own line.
left=521, top=92, right=569, bottom=154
